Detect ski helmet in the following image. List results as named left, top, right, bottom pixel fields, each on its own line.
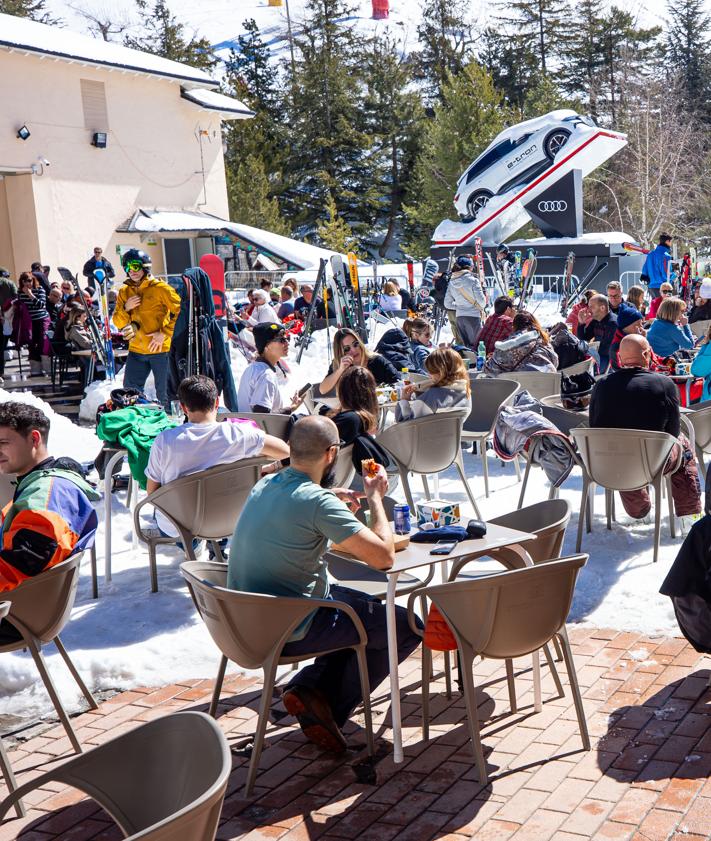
left=455, top=255, right=474, bottom=270
left=122, top=248, right=151, bottom=273
left=496, top=243, right=509, bottom=255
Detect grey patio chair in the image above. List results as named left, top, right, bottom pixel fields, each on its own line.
left=219, top=411, right=291, bottom=440
left=497, top=370, right=562, bottom=401
left=684, top=402, right=711, bottom=473
left=134, top=458, right=267, bottom=591
left=0, top=601, right=23, bottom=819
left=181, top=561, right=375, bottom=796
left=407, top=555, right=590, bottom=784
left=559, top=358, right=596, bottom=377
left=333, top=443, right=356, bottom=488
left=376, top=410, right=481, bottom=518
left=517, top=402, right=588, bottom=509
left=0, top=554, right=98, bottom=756
left=571, top=427, right=682, bottom=564
left=0, top=711, right=230, bottom=841
left=462, top=376, right=520, bottom=497
left=690, top=319, right=711, bottom=340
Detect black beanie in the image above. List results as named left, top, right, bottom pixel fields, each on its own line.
left=253, top=322, right=285, bottom=354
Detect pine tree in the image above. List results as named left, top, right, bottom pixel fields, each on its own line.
left=665, top=0, right=711, bottom=119
left=403, top=62, right=512, bottom=255
left=414, top=0, right=474, bottom=103
left=503, top=0, right=566, bottom=75
left=522, top=74, right=577, bottom=117
left=0, top=0, right=60, bottom=24
left=316, top=193, right=358, bottom=252
left=479, top=27, right=539, bottom=114
left=283, top=0, right=375, bottom=232
left=558, top=0, right=606, bottom=119
left=124, top=0, right=216, bottom=71
left=361, top=34, right=425, bottom=257
left=225, top=19, right=279, bottom=117
left=227, top=155, right=290, bottom=235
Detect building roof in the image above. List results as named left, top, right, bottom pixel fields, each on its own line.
left=0, top=12, right=218, bottom=89
left=117, top=210, right=340, bottom=269
left=181, top=88, right=254, bottom=119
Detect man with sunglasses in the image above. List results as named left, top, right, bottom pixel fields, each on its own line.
left=228, top=414, right=422, bottom=753
left=113, top=249, right=181, bottom=409
left=82, top=246, right=115, bottom=284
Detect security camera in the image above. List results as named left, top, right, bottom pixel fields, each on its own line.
left=39, top=157, right=50, bottom=167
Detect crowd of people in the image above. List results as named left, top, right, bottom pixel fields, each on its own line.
left=5, top=238, right=711, bottom=755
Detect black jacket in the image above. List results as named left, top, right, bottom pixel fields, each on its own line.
left=577, top=312, right=618, bottom=373
left=82, top=257, right=115, bottom=280
left=375, top=328, right=412, bottom=372
left=589, top=367, right=680, bottom=437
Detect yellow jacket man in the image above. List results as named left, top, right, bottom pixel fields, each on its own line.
left=113, top=249, right=181, bottom=409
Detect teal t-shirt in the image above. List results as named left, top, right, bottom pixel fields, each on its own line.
left=227, top=467, right=364, bottom=639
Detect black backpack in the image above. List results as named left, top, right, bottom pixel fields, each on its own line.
left=432, top=273, right=449, bottom=307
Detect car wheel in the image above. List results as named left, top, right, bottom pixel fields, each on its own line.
left=544, top=129, right=571, bottom=160
left=466, top=191, right=492, bottom=220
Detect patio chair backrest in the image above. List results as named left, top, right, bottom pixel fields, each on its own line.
left=0, top=473, right=14, bottom=508
left=426, top=555, right=587, bottom=660
left=148, top=458, right=266, bottom=541
left=560, top=358, right=595, bottom=377
left=687, top=405, right=711, bottom=452
left=333, top=444, right=356, bottom=488
left=497, top=371, right=562, bottom=401
left=540, top=403, right=589, bottom=436
left=489, top=499, right=572, bottom=564
left=571, top=427, right=676, bottom=492
left=219, top=412, right=291, bottom=440
left=43, top=711, right=229, bottom=840
left=376, top=411, right=467, bottom=475
left=690, top=319, right=711, bottom=340
left=463, top=377, right=519, bottom=434
left=181, top=561, right=330, bottom=670
left=0, top=554, right=83, bottom=645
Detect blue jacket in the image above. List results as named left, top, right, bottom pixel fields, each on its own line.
left=691, top=342, right=711, bottom=401
left=642, top=244, right=671, bottom=289
left=647, top=319, right=695, bottom=358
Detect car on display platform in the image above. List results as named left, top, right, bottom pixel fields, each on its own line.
left=453, top=110, right=597, bottom=222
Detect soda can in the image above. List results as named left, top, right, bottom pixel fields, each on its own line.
left=393, top=504, right=411, bottom=535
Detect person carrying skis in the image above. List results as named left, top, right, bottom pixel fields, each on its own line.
left=449, top=255, right=487, bottom=349
left=641, top=233, right=673, bottom=299
left=112, top=249, right=181, bottom=410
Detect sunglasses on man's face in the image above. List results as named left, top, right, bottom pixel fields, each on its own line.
left=125, top=261, right=144, bottom=272
left=271, top=335, right=289, bottom=345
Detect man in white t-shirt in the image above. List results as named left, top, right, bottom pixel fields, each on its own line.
left=237, top=322, right=305, bottom=414
left=145, top=375, right=289, bottom=542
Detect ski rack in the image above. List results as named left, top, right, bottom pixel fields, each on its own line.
left=561, top=257, right=609, bottom=314
left=57, top=266, right=108, bottom=367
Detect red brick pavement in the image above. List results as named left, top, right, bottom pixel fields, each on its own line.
left=1, top=628, right=711, bottom=840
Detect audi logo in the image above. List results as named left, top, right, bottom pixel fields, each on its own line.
left=538, top=200, right=568, bottom=212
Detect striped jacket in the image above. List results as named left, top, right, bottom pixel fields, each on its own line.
left=0, top=462, right=99, bottom=592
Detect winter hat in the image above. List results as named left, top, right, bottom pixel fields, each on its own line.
left=254, top=322, right=286, bottom=354
left=699, top=278, right=711, bottom=300
left=617, top=307, right=644, bottom=332
left=455, top=255, right=474, bottom=270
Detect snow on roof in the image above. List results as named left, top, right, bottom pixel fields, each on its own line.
left=119, top=209, right=339, bottom=269
left=0, top=12, right=218, bottom=89
left=181, top=87, right=254, bottom=119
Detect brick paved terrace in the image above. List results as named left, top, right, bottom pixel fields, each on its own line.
left=1, top=628, right=711, bottom=841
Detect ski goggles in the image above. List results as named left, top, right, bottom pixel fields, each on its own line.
left=124, top=260, right=145, bottom=272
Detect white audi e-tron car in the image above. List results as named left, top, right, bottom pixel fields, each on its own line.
left=453, top=110, right=597, bottom=222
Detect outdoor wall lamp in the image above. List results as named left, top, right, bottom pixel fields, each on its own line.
left=16, top=125, right=31, bottom=141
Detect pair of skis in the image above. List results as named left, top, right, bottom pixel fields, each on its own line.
left=92, top=268, right=115, bottom=381
left=57, top=266, right=110, bottom=373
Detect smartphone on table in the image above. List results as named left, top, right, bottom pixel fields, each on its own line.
left=429, top=540, right=457, bottom=556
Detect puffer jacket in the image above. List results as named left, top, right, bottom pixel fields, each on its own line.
left=448, top=269, right=486, bottom=317
left=483, top=330, right=558, bottom=374
left=550, top=322, right=589, bottom=370
left=113, top=275, right=181, bottom=355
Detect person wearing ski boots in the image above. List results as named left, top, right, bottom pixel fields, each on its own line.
left=113, top=249, right=181, bottom=409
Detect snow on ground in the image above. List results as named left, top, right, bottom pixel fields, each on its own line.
left=0, top=304, right=686, bottom=725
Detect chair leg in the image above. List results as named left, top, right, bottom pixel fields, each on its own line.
left=666, top=476, right=676, bottom=539
left=518, top=453, right=533, bottom=509
left=513, top=454, right=522, bottom=482
left=148, top=539, right=159, bottom=593
left=552, top=635, right=564, bottom=663
left=557, top=628, right=591, bottom=751
left=653, top=478, right=663, bottom=564
left=505, top=658, right=517, bottom=714
left=53, top=636, right=98, bottom=710
left=444, top=650, right=452, bottom=699
left=0, top=736, right=25, bottom=818
left=459, top=649, right=488, bottom=784
left=244, top=660, right=279, bottom=797
left=421, top=474, right=431, bottom=500
left=90, top=544, right=98, bottom=599
left=27, top=641, right=82, bottom=754
left=481, top=437, right=489, bottom=498
left=542, top=643, right=564, bottom=698
left=605, top=489, right=612, bottom=530
left=354, top=645, right=375, bottom=756
left=576, top=479, right=589, bottom=552
left=421, top=645, right=431, bottom=741
left=208, top=655, right=228, bottom=718
left=454, top=453, right=482, bottom=519
left=586, top=482, right=594, bottom=533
